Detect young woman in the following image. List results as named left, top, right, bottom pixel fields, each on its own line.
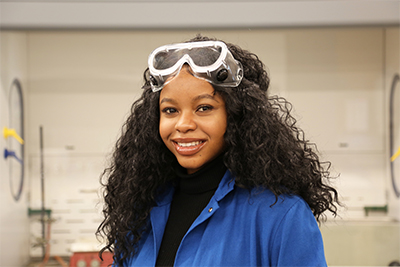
left=97, top=35, right=340, bottom=266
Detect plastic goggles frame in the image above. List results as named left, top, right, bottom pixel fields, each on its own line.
left=148, top=41, right=243, bottom=92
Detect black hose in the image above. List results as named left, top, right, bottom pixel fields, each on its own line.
left=389, top=73, right=400, bottom=198
left=9, top=78, right=24, bottom=201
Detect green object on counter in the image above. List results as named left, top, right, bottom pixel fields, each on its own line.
left=28, top=208, right=52, bottom=217
left=364, top=205, right=388, bottom=216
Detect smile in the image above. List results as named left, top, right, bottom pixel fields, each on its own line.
left=173, top=140, right=206, bottom=156
left=176, top=141, right=204, bottom=147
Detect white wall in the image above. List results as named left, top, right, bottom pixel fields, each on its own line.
left=26, top=31, right=144, bottom=256
left=281, top=28, right=387, bottom=215
left=24, top=28, right=396, bottom=262
left=0, top=31, right=30, bottom=267
left=0, top=26, right=397, bottom=265
left=0, top=1, right=397, bottom=265
left=321, top=220, right=399, bottom=266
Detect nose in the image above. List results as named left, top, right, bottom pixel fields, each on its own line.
left=175, top=111, right=196, bottom=133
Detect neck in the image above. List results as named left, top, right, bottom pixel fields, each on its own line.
left=174, top=154, right=226, bottom=194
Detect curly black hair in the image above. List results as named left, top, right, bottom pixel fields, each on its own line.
left=96, top=35, right=340, bottom=265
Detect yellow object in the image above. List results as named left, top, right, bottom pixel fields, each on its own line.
left=392, top=146, right=400, bottom=162
left=3, top=127, right=24, bottom=144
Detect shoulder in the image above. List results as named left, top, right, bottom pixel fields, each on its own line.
left=211, top=181, right=304, bottom=236
left=233, top=186, right=311, bottom=215
left=217, top=171, right=313, bottom=220
left=216, top=184, right=315, bottom=232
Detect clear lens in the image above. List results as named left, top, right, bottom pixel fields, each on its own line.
left=148, top=41, right=243, bottom=92
left=153, top=46, right=222, bottom=70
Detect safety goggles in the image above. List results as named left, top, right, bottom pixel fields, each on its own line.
left=148, top=41, right=243, bottom=92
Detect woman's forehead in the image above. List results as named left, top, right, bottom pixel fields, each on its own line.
left=160, top=68, right=215, bottom=98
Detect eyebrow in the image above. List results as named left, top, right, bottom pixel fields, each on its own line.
left=160, top=97, right=176, bottom=105
left=160, top=93, right=220, bottom=105
left=193, top=93, right=220, bottom=103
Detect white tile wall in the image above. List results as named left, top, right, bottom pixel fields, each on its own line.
left=29, top=154, right=105, bottom=256
left=23, top=28, right=400, bottom=264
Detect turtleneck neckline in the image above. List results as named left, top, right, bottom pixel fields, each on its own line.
left=174, top=154, right=227, bottom=195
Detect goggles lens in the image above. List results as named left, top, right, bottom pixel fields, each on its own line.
left=148, top=41, right=243, bottom=92
left=153, top=46, right=222, bottom=69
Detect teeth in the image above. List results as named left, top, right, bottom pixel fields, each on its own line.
left=177, top=141, right=202, bottom=147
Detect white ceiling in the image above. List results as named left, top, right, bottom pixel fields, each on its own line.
left=0, top=0, right=399, bottom=30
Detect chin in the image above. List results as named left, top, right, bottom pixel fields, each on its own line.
left=177, top=159, right=203, bottom=173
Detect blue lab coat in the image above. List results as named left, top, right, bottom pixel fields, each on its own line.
left=124, top=170, right=327, bottom=266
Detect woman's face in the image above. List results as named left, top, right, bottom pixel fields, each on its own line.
left=159, top=67, right=227, bottom=174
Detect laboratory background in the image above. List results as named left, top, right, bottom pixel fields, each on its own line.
left=0, top=1, right=399, bottom=267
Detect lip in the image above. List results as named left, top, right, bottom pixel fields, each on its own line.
left=172, top=139, right=206, bottom=156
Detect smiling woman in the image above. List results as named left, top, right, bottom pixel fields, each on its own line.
left=159, top=66, right=227, bottom=174
left=97, top=35, right=340, bottom=267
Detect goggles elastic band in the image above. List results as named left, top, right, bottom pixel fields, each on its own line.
left=148, top=41, right=243, bottom=92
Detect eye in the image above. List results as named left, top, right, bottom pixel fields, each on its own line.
left=161, top=107, right=177, bottom=114
left=197, top=105, right=214, bottom=112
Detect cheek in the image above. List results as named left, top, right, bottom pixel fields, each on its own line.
left=218, top=117, right=228, bottom=145
left=159, top=118, right=167, bottom=142
left=205, top=115, right=227, bottom=140
left=217, top=111, right=228, bottom=135
left=217, top=122, right=228, bottom=142
left=159, top=117, right=173, bottom=144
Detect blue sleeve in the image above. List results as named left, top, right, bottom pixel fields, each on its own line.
left=270, top=199, right=327, bottom=267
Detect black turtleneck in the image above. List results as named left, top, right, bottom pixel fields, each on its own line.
left=155, top=155, right=227, bottom=267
